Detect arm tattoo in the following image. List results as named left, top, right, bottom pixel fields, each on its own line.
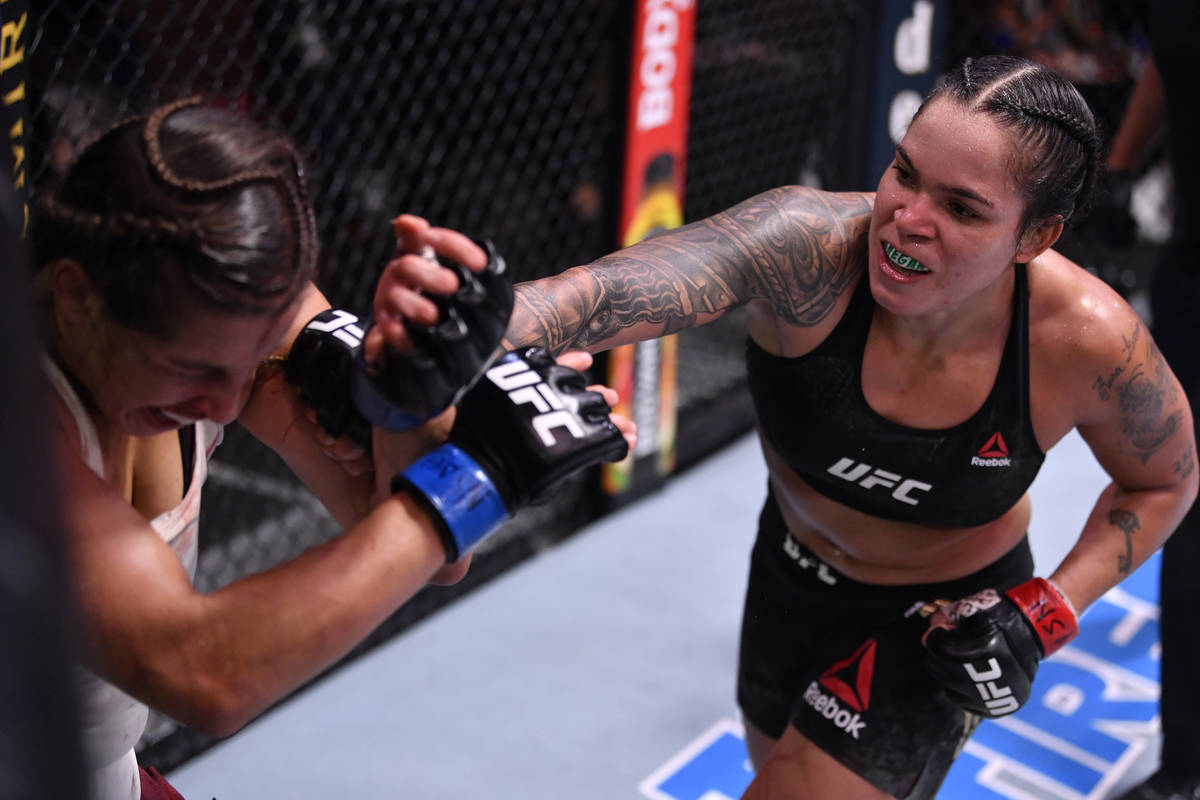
left=505, top=187, right=873, bottom=352
left=1107, top=508, right=1140, bottom=574
left=1120, top=324, right=1140, bottom=363
left=1092, top=322, right=1182, bottom=464
left=1117, top=339, right=1182, bottom=464
left=1175, top=445, right=1195, bottom=480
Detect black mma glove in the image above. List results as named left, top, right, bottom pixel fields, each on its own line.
left=283, top=308, right=373, bottom=448
left=393, top=347, right=630, bottom=561
left=922, top=578, right=1079, bottom=718
left=284, top=239, right=513, bottom=449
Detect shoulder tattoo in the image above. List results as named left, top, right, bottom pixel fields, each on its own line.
left=1092, top=320, right=1182, bottom=465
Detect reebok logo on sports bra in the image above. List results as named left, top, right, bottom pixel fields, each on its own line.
left=972, top=432, right=1012, bottom=467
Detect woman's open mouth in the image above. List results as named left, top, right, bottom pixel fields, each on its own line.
left=883, top=242, right=931, bottom=274
left=149, top=407, right=200, bottom=428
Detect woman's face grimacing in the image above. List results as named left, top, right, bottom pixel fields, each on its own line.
left=92, top=296, right=302, bottom=436
left=868, top=96, right=1059, bottom=318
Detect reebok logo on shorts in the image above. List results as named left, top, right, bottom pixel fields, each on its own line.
left=802, top=639, right=876, bottom=739
left=972, top=432, right=1012, bottom=467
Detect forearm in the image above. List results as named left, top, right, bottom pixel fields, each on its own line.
left=133, top=492, right=447, bottom=736
left=505, top=223, right=749, bottom=355
left=1049, top=478, right=1194, bottom=613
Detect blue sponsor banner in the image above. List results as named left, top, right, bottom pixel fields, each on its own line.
left=942, top=552, right=1161, bottom=799
left=639, top=719, right=754, bottom=800
left=642, top=554, right=1161, bottom=799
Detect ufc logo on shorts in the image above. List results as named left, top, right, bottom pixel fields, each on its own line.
left=963, top=658, right=1019, bottom=716
left=305, top=309, right=364, bottom=349
left=486, top=358, right=586, bottom=446
left=827, top=458, right=932, bottom=506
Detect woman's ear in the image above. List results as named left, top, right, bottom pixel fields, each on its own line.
left=1015, top=215, right=1065, bottom=264
left=51, top=259, right=101, bottom=325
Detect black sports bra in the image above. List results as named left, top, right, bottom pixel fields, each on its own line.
left=746, top=265, right=1044, bottom=528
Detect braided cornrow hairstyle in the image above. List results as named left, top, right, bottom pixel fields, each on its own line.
left=917, top=54, right=1102, bottom=238
left=32, top=97, right=318, bottom=337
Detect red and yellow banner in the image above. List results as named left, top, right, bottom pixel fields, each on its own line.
left=604, top=0, right=695, bottom=495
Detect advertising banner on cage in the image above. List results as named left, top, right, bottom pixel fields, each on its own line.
left=1, top=0, right=29, bottom=226
left=605, top=0, right=695, bottom=497
left=861, top=0, right=947, bottom=189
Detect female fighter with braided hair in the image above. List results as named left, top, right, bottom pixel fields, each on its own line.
left=415, top=54, right=1194, bottom=798
left=33, top=97, right=633, bottom=800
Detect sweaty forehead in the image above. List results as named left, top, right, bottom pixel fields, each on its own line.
left=902, top=97, right=1023, bottom=208
left=161, top=294, right=301, bottom=366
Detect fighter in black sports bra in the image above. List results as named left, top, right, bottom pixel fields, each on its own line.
left=746, top=264, right=1044, bottom=528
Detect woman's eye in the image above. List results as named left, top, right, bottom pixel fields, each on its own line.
left=891, top=163, right=913, bottom=184
left=950, top=201, right=978, bottom=219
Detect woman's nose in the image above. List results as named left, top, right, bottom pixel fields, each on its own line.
left=193, top=369, right=253, bottom=425
left=894, top=195, right=936, bottom=240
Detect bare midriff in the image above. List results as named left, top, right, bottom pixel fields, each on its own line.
left=759, top=433, right=1032, bottom=586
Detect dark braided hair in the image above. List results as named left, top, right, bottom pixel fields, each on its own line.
left=918, top=55, right=1101, bottom=238
left=32, top=97, right=319, bottom=337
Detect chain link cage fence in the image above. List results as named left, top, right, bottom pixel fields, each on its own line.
left=23, top=0, right=1163, bottom=776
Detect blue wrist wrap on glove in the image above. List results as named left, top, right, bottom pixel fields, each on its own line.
left=395, top=443, right=510, bottom=561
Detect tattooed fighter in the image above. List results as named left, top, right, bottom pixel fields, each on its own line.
left=379, top=57, right=1196, bottom=798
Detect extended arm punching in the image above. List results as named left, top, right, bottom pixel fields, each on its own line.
left=503, top=186, right=874, bottom=353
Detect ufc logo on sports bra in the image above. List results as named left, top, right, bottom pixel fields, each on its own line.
left=486, top=358, right=585, bottom=447
left=826, top=458, right=932, bottom=506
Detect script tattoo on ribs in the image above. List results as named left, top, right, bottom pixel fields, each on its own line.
left=1107, top=508, right=1140, bottom=574
left=505, top=187, right=872, bottom=353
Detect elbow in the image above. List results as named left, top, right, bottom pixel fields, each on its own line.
left=148, top=668, right=264, bottom=739
left=175, top=683, right=259, bottom=739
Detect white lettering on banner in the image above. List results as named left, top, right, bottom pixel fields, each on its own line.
left=888, top=89, right=923, bottom=147
left=886, top=2, right=936, bottom=147
left=635, top=0, right=693, bottom=131
left=633, top=340, right=659, bottom=456
left=894, top=0, right=934, bottom=75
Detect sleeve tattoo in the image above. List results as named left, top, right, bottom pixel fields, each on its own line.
left=505, top=187, right=873, bottom=353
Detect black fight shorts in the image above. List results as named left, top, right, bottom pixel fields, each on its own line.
left=736, top=486, right=1034, bottom=799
